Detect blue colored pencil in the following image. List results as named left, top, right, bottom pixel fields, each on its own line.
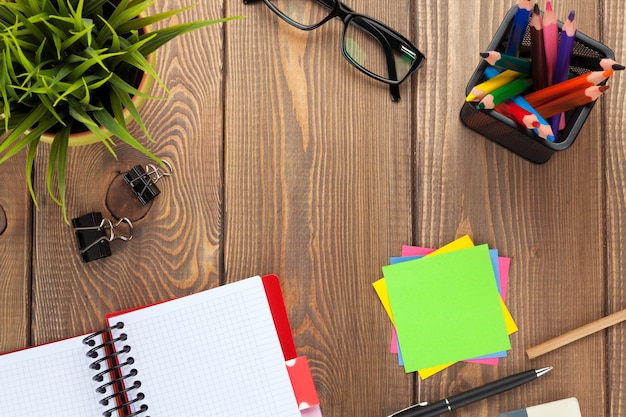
left=505, top=0, right=533, bottom=57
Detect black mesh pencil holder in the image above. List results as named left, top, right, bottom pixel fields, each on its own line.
left=460, top=6, right=615, bottom=163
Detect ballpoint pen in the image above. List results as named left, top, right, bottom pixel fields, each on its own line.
left=387, top=367, right=553, bottom=417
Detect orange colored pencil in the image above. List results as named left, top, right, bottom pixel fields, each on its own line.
left=523, top=70, right=613, bottom=108
left=535, top=85, right=609, bottom=119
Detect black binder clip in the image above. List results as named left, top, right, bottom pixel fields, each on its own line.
left=71, top=212, right=133, bottom=263
left=123, top=160, right=173, bottom=205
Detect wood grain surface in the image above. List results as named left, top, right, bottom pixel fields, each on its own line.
left=0, top=1, right=624, bottom=416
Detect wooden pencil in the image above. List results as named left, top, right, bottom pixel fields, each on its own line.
left=570, top=55, right=625, bottom=71
left=542, top=0, right=558, bottom=85
left=481, top=67, right=555, bottom=141
left=535, top=85, right=609, bottom=119
left=480, top=51, right=532, bottom=74
left=523, top=70, right=613, bottom=108
left=505, top=0, right=534, bottom=57
left=476, top=77, right=533, bottom=110
left=529, top=4, right=547, bottom=91
left=550, top=10, right=577, bottom=133
left=553, top=11, right=577, bottom=87
left=527, top=309, right=626, bottom=359
left=465, top=69, right=523, bottom=102
left=495, top=100, right=540, bottom=129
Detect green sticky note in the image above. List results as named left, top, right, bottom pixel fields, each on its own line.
left=383, top=244, right=511, bottom=372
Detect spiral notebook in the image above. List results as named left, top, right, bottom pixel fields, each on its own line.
left=0, top=275, right=320, bottom=417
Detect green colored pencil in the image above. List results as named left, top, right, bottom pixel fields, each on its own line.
left=481, top=51, right=532, bottom=74
left=476, top=77, right=533, bottom=110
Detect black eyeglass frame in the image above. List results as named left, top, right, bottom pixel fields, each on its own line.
left=244, top=0, right=425, bottom=101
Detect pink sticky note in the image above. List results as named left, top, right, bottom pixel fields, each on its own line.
left=499, top=257, right=511, bottom=301
left=401, top=245, right=435, bottom=256
left=390, top=328, right=399, bottom=354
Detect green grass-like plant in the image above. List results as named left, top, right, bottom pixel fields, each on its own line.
left=0, top=0, right=240, bottom=221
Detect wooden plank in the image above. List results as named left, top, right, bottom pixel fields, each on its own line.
left=0, top=152, right=31, bottom=353
left=414, top=1, right=605, bottom=416
left=29, top=0, right=226, bottom=344
left=602, top=1, right=626, bottom=416
left=225, top=1, right=415, bottom=415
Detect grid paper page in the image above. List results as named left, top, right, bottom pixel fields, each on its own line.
left=109, top=275, right=301, bottom=417
left=0, top=334, right=118, bottom=417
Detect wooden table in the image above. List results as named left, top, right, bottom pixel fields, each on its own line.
left=1, top=1, right=624, bottom=416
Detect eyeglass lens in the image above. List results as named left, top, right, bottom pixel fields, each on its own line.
left=344, top=16, right=418, bottom=82
left=266, top=0, right=333, bottom=27
left=266, top=0, right=420, bottom=83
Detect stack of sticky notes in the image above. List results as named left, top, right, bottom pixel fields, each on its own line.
left=373, top=235, right=518, bottom=379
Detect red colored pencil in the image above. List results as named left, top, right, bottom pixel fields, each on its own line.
left=535, top=85, right=609, bottom=119
left=495, top=100, right=540, bottom=129
left=523, top=70, right=613, bottom=108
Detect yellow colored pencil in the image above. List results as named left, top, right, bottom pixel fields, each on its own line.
left=476, top=77, right=533, bottom=110
left=465, top=70, right=524, bottom=102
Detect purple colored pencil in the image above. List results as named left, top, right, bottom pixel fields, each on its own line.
left=550, top=10, right=577, bottom=134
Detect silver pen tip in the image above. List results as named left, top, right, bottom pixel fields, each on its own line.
left=536, top=366, right=554, bottom=377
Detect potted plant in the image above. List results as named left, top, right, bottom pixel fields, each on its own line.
left=0, top=0, right=240, bottom=221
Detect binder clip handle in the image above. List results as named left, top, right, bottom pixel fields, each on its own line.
left=124, top=160, right=173, bottom=205
left=146, top=159, right=173, bottom=183
left=72, top=212, right=133, bottom=262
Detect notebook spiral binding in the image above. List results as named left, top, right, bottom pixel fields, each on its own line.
left=83, top=322, right=150, bottom=417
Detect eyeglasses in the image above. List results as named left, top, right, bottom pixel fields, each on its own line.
left=244, top=0, right=425, bottom=101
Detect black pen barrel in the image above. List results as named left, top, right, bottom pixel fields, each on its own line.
left=388, top=368, right=550, bottom=417
left=448, top=370, right=537, bottom=409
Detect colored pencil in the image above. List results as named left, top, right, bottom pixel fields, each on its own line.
left=480, top=51, right=532, bottom=74
left=553, top=11, right=577, bottom=85
left=542, top=0, right=558, bottom=85
left=482, top=67, right=555, bottom=141
left=511, top=96, right=555, bottom=141
left=529, top=4, right=547, bottom=90
left=505, top=0, right=534, bottom=57
left=465, top=69, right=524, bottom=102
left=495, top=100, right=540, bottom=129
left=535, top=85, right=609, bottom=119
left=476, top=77, right=533, bottom=110
left=570, top=55, right=625, bottom=71
left=550, top=10, right=577, bottom=133
left=523, top=70, right=613, bottom=107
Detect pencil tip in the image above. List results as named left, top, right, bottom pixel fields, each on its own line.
left=533, top=3, right=540, bottom=14
left=568, top=10, right=575, bottom=21
left=479, top=52, right=489, bottom=58
left=612, top=63, right=626, bottom=70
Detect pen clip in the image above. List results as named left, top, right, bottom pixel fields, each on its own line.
left=388, top=401, right=428, bottom=417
